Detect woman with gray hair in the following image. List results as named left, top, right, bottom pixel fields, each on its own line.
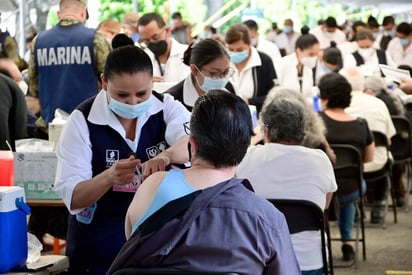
left=237, top=87, right=337, bottom=275
left=364, top=75, right=409, bottom=207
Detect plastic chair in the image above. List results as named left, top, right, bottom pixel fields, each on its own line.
left=268, top=199, right=332, bottom=275
left=112, top=267, right=239, bottom=275
left=404, top=102, right=412, bottom=114
left=330, top=144, right=366, bottom=265
left=390, top=115, right=412, bottom=211
left=363, top=131, right=397, bottom=224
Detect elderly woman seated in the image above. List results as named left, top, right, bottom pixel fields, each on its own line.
left=237, top=87, right=337, bottom=275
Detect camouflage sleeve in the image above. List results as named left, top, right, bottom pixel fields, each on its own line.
left=93, top=31, right=112, bottom=79
left=4, top=36, right=27, bottom=70
left=27, top=36, right=39, bottom=98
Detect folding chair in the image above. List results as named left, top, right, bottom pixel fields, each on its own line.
left=330, top=144, right=366, bottom=265
left=390, top=115, right=412, bottom=211
left=113, top=268, right=239, bottom=275
left=404, top=102, right=412, bottom=114
left=363, top=131, right=397, bottom=224
left=268, top=199, right=332, bottom=275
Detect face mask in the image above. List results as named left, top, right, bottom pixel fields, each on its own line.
left=400, top=38, right=410, bottom=46
left=383, top=29, right=395, bottom=37
left=251, top=38, right=257, bottom=47
left=358, top=48, right=373, bottom=59
left=195, top=66, right=230, bottom=92
left=301, top=56, right=317, bottom=69
left=320, top=62, right=333, bottom=74
left=198, top=75, right=229, bottom=92
left=108, top=95, right=152, bottom=119
left=187, top=142, right=192, bottom=162
left=283, top=26, right=292, bottom=34
left=147, top=40, right=168, bottom=58
left=130, top=33, right=140, bottom=42
left=229, top=50, right=248, bottom=64
left=17, top=80, right=28, bottom=95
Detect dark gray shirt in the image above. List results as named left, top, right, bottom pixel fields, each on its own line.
left=108, top=177, right=300, bottom=275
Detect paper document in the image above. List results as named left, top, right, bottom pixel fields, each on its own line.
left=379, top=64, right=411, bottom=83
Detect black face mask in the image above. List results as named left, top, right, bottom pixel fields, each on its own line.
left=147, top=40, right=168, bottom=58
left=187, top=142, right=192, bottom=162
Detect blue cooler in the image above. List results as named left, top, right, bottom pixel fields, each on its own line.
left=0, top=186, right=31, bottom=273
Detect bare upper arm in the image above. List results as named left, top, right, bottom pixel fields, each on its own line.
left=325, top=192, right=334, bottom=209
left=125, top=171, right=167, bottom=239
left=363, top=141, right=375, bottom=163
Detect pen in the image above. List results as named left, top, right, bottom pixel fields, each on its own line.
left=135, top=166, right=143, bottom=181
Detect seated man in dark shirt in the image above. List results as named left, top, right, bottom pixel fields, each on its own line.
left=108, top=91, right=300, bottom=275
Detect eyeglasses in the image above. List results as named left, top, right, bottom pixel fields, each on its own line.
left=196, top=66, right=235, bottom=80
left=183, top=121, right=190, bottom=135
left=138, top=28, right=166, bottom=46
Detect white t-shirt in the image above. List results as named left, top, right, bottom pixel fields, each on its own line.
left=256, top=38, right=282, bottom=74
left=386, top=37, right=412, bottom=67
left=236, top=143, right=337, bottom=271
left=345, top=91, right=396, bottom=172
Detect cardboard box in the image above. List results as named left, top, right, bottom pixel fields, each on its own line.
left=14, top=152, right=60, bottom=200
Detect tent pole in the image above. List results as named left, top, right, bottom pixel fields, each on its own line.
left=18, top=0, right=25, bottom=57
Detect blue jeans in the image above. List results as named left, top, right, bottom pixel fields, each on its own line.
left=338, top=181, right=367, bottom=240
left=302, top=268, right=323, bottom=275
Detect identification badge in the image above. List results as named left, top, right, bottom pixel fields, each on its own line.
left=76, top=203, right=97, bottom=224
left=113, top=169, right=142, bottom=192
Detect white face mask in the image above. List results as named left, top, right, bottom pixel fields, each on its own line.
left=251, top=38, right=258, bottom=47
left=301, top=56, right=318, bottom=69
left=358, top=48, right=374, bottom=59
left=17, top=80, right=28, bottom=95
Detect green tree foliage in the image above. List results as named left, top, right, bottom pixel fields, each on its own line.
left=219, top=0, right=348, bottom=34
left=98, top=0, right=206, bottom=27
left=97, top=0, right=349, bottom=36
left=99, top=0, right=132, bottom=23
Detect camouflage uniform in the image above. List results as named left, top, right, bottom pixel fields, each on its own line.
left=28, top=18, right=111, bottom=134
left=0, top=29, right=28, bottom=70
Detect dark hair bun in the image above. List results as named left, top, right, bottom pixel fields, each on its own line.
left=111, top=33, right=135, bottom=49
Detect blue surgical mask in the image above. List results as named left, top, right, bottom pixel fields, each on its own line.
left=108, top=95, right=152, bottom=119
left=199, top=76, right=229, bottom=92
left=229, top=50, right=248, bottom=64
left=130, top=33, right=140, bottom=42
left=283, top=26, right=292, bottom=34
left=383, top=29, right=395, bottom=37
left=400, top=38, right=410, bottom=46
left=320, top=62, right=333, bottom=73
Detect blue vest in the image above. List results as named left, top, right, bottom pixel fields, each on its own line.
left=34, top=23, right=98, bottom=124
left=66, top=93, right=169, bottom=275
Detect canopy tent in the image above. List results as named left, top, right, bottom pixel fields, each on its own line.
left=2, top=0, right=412, bottom=13
left=1, top=0, right=411, bottom=55
left=0, top=0, right=17, bottom=12
left=328, top=0, right=412, bottom=14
